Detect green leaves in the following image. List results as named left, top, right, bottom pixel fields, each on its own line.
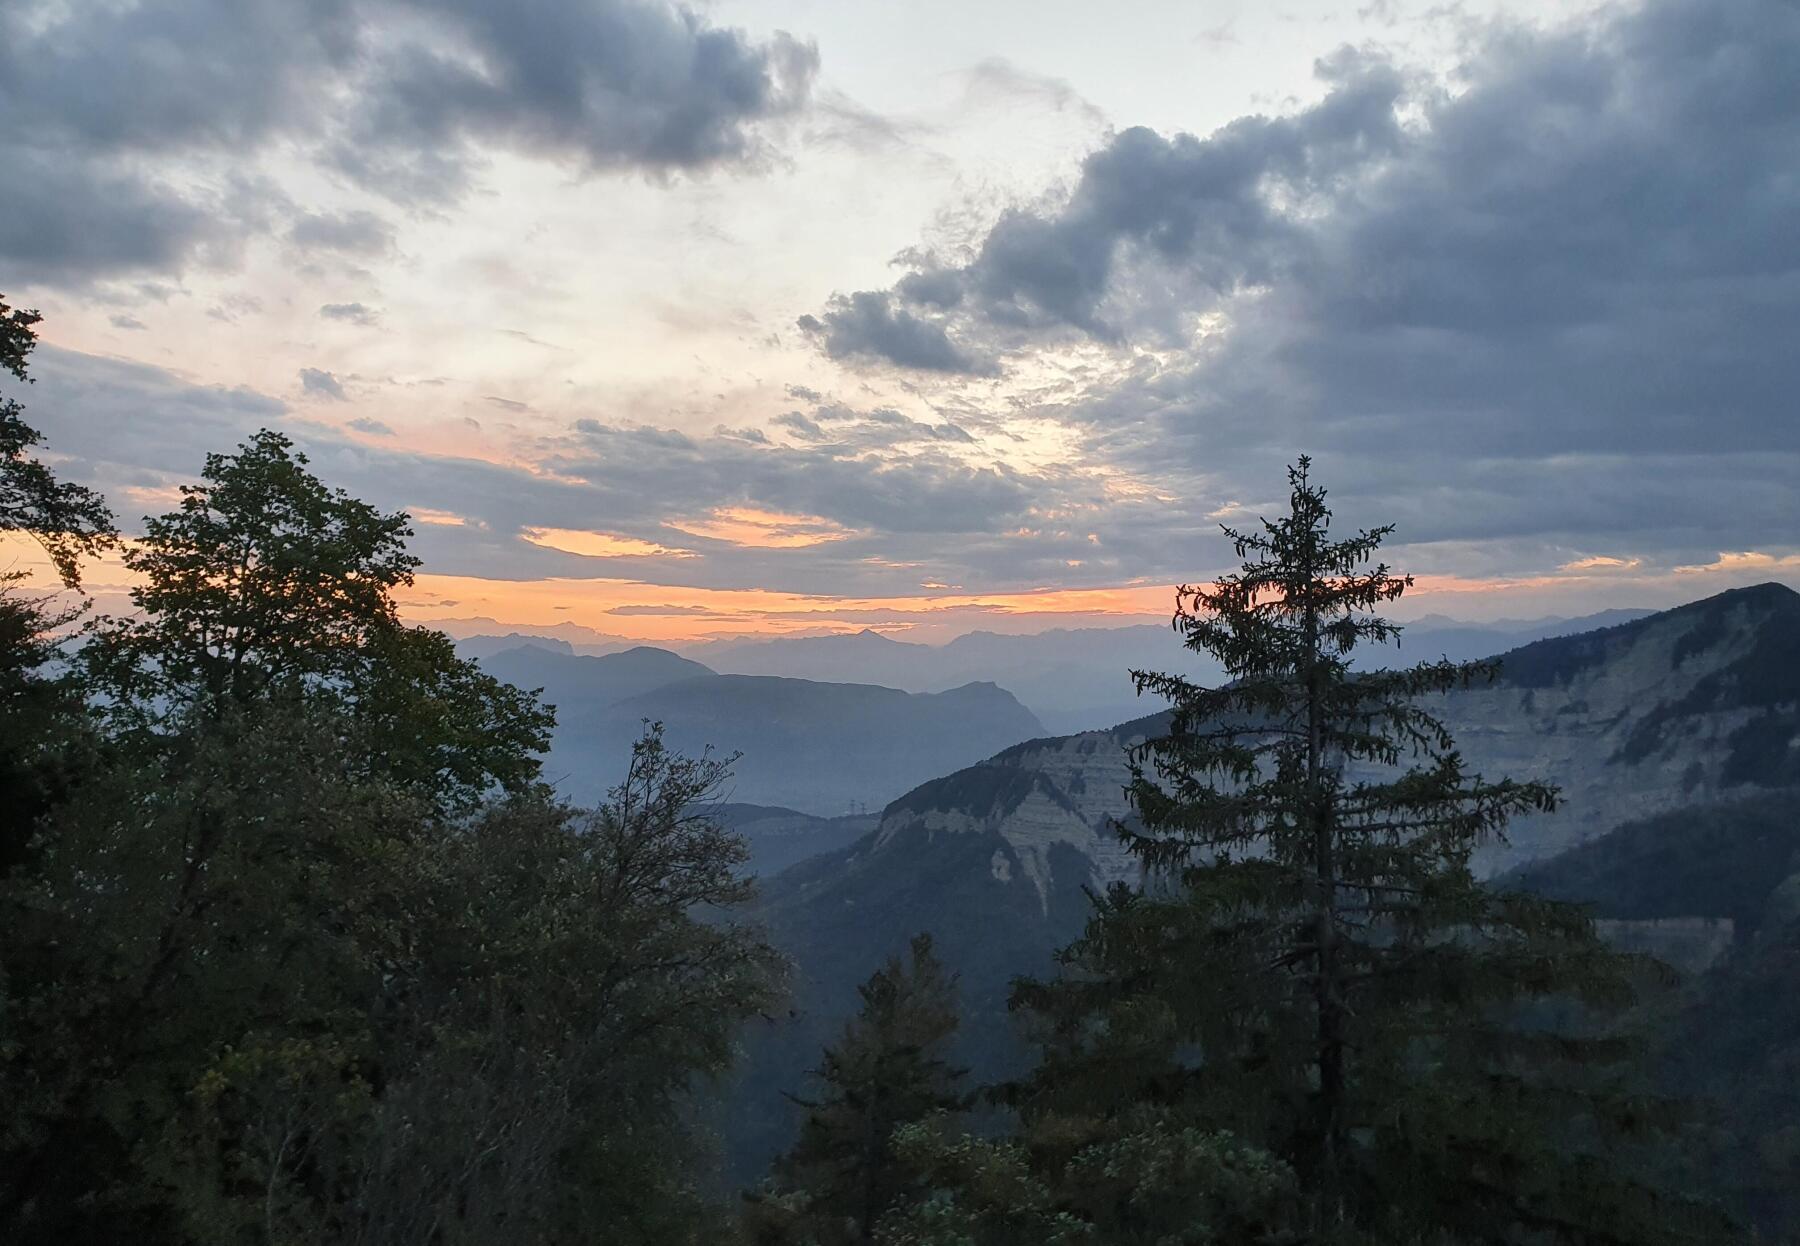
left=95, top=428, right=418, bottom=707
left=3, top=710, right=783, bottom=1244
left=0, top=294, right=116, bottom=588
left=81, top=428, right=552, bottom=813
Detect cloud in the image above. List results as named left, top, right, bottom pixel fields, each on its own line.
left=109, top=314, right=147, bottom=331
left=0, top=0, right=819, bottom=281
left=774, top=403, right=974, bottom=449
left=13, top=364, right=1048, bottom=593
left=289, top=209, right=395, bottom=256
left=803, top=54, right=1405, bottom=371
left=20, top=346, right=287, bottom=494
left=319, top=302, right=379, bottom=325
left=333, top=0, right=818, bottom=197
left=1559, top=555, right=1642, bottom=573
left=798, top=292, right=999, bottom=375
left=349, top=416, right=395, bottom=435
left=299, top=367, right=347, bottom=400
left=520, top=527, right=693, bottom=559
left=668, top=506, right=854, bottom=549
left=803, top=0, right=1800, bottom=577
left=0, top=142, right=241, bottom=283
left=960, top=57, right=1108, bottom=131
left=607, top=603, right=719, bottom=616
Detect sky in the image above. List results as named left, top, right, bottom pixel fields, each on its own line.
left=2, top=0, right=1795, bottom=645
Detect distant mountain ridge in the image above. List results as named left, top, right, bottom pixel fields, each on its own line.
left=478, top=643, right=715, bottom=710
left=702, top=804, right=881, bottom=878
left=557, top=675, right=1044, bottom=813
left=439, top=618, right=639, bottom=655
left=689, top=608, right=1657, bottom=734
left=470, top=640, right=1047, bottom=816
left=454, top=633, right=576, bottom=660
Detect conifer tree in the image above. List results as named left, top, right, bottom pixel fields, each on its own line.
left=750, top=935, right=967, bottom=1246
left=1011, top=458, right=1734, bottom=1244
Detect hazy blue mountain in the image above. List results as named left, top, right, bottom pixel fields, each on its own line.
left=454, top=633, right=576, bottom=660
left=433, top=617, right=640, bottom=655
left=471, top=642, right=1045, bottom=816
left=550, top=675, right=1045, bottom=814
left=479, top=643, right=715, bottom=711
left=691, top=609, right=1657, bottom=735
left=697, top=628, right=937, bottom=686
left=696, top=625, right=1225, bottom=734
left=703, top=803, right=880, bottom=878
left=724, top=583, right=1800, bottom=1178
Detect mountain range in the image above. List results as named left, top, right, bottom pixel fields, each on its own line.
left=687, top=609, right=1655, bottom=734
left=724, top=582, right=1800, bottom=1177
left=463, top=642, right=1045, bottom=814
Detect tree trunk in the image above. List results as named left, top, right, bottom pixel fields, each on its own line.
left=1304, top=557, right=1347, bottom=1222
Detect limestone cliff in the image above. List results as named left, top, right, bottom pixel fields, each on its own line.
left=857, top=582, right=1800, bottom=909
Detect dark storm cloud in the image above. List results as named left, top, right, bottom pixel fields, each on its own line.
left=335, top=0, right=818, bottom=196
left=0, top=143, right=238, bottom=284
left=798, top=293, right=999, bottom=375
left=774, top=403, right=975, bottom=448
left=562, top=417, right=1030, bottom=539
left=17, top=348, right=288, bottom=492
left=808, top=0, right=1800, bottom=576
left=807, top=52, right=1406, bottom=371
left=0, top=0, right=817, bottom=280
left=299, top=367, right=348, bottom=400
left=0, top=0, right=354, bottom=282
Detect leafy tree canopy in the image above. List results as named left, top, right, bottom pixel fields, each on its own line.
left=0, top=295, right=116, bottom=588
left=83, top=428, right=552, bottom=812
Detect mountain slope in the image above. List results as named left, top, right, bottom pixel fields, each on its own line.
left=840, top=582, right=1800, bottom=914
left=479, top=643, right=715, bottom=711
left=554, top=676, right=1045, bottom=814
left=703, top=803, right=879, bottom=878
left=1508, top=791, right=1800, bottom=1237
left=454, top=633, right=576, bottom=660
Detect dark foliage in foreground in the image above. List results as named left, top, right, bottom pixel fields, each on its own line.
left=0, top=368, right=780, bottom=1243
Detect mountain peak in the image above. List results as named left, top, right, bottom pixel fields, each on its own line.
left=1705, top=580, right=1799, bottom=606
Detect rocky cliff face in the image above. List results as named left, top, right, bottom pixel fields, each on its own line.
left=855, top=582, right=1800, bottom=909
